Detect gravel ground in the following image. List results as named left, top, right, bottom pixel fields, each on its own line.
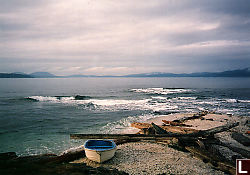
left=75, top=142, right=225, bottom=175
left=72, top=113, right=249, bottom=175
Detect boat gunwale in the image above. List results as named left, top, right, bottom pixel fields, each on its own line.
left=84, top=139, right=117, bottom=151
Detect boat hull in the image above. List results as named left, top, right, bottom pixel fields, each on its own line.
left=84, top=140, right=117, bottom=163
left=85, top=147, right=116, bottom=163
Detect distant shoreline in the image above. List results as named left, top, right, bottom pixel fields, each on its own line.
left=1, top=75, right=250, bottom=78
left=1, top=68, right=250, bottom=78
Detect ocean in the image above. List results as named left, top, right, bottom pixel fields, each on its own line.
left=0, top=77, right=249, bottom=156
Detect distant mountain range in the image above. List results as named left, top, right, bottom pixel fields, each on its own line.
left=0, top=72, right=58, bottom=78
left=0, top=68, right=250, bottom=78
left=125, top=68, right=250, bottom=77
left=29, top=72, right=57, bottom=78
left=0, top=73, right=33, bottom=78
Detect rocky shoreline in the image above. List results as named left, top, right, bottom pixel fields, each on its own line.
left=1, top=112, right=249, bottom=175
left=70, top=112, right=249, bottom=175
left=0, top=151, right=128, bottom=175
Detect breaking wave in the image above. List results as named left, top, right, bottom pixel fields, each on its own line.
left=26, top=96, right=74, bottom=102
left=100, top=114, right=156, bottom=134
left=225, top=99, right=239, bottom=103
left=25, top=93, right=249, bottom=115
left=24, top=88, right=249, bottom=117
left=238, top=100, right=250, bottom=103
left=25, top=95, right=150, bottom=106
left=224, top=99, right=250, bottom=103
left=130, top=88, right=194, bottom=95
left=25, top=95, right=92, bottom=102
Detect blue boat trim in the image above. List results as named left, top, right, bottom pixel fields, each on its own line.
left=84, top=139, right=116, bottom=151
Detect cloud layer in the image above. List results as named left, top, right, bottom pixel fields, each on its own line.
left=0, top=0, right=250, bottom=75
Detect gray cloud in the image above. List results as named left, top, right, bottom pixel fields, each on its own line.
left=0, top=0, right=50, bottom=12
left=0, top=0, right=250, bottom=75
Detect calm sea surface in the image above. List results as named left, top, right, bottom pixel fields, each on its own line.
left=0, top=77, right=250, bottom=155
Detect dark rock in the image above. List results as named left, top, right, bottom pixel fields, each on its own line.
left=55, top=146, right=85, bottom=163
left=0, top=153, right=128, bottom=175
left=16, top=153, right=57, bottom=163
left=141, top=127, right=155, bottom=135
left=231, top=132, right=250, bottom=146
left=0, top=146, right=128, bottom=175
left=0, top=160, right=128, bottom=175
left=74, top=95, right=91, bottom=100
left=153, top=111, right=174, bottom=115
left=0, top=152, right=18, bottom=160
left=232, top=155, right=244, bottom=163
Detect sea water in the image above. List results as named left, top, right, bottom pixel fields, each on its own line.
left=0, top=77, right=249, bottom=156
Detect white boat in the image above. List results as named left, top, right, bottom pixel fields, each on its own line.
left=84, top=139, right=117, bottom=163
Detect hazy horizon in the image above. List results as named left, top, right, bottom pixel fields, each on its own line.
left=1, top=67, right=249, bottom=77
left=1, top=0, right=250, bottom=76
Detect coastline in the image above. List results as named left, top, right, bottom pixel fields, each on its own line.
left=1, top=112, right=249, bottom=175
left=73, top=112, right=249, bottom=174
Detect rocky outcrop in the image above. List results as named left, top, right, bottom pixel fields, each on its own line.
left=0, top=149, right=128, bottom=175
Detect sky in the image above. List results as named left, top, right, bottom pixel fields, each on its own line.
left=0, top=0, right=250, bottom=76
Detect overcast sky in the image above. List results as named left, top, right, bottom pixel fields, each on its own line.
left=0, top=0, right=250, bottom=75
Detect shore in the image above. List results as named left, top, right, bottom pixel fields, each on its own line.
left=74, top=141, right=224, bottom=175
left=72, top=112, right=249, bottom=175
left=1, top=112, right=249, bottom=175
left=146, top=113, right=239, bottom=130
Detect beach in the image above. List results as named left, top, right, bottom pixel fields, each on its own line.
left=70, top=112, right=249, bottom=175
left=75, top=142, right=224, bottom=175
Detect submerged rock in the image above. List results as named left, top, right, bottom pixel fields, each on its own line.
left=74, top=95, right=91, bottom=100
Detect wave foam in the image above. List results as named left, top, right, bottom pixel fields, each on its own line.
left=101, top=114, right=156, bottom=134
left=225, top=99, right=238, bottom=103
left=27, top=96, right=75, bottom=102
left=176, top=97, right=197, bottom=100
left=25, top=95, right=195, bottom=113
left=151, top=96, right=168, bottom=100
left=238, top=100, right=250, bottom=103
left=84, top=99, right=150, bottom=106
left=26, top=96, right=155, bottom=111
left=26, top=94, right=248, bottom=118
left=130, top=88, right=193, bottom=95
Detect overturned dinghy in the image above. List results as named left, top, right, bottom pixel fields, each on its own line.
left=84, top=140, right=117, bottom=163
